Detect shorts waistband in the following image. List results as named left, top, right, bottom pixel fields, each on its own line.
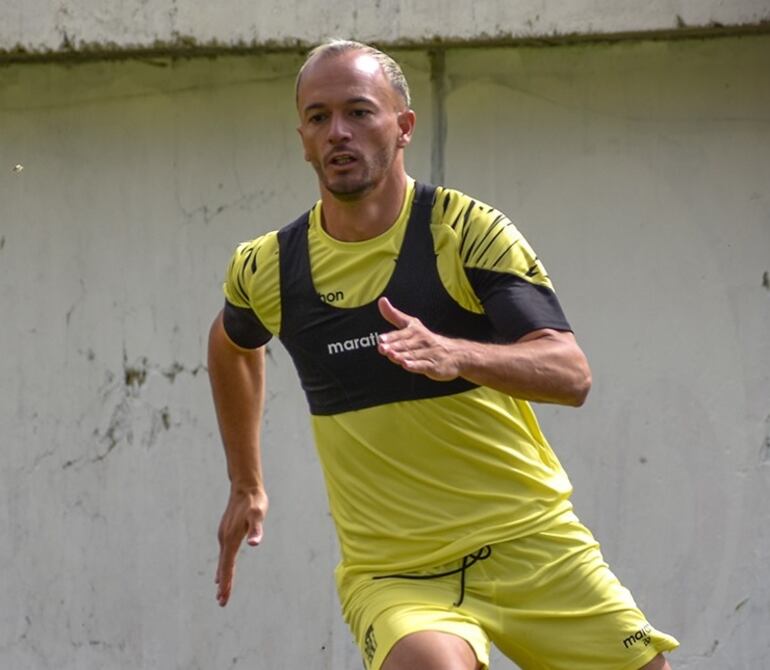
left=372, top=545, right=492, bottom=607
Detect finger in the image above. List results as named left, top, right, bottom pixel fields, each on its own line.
left=392, top=353, right=450, bottom=381
left=216, top=563, right=234, bottom=606
left=216, top=566, right=232, bottom=606
left=377, top=297, right=411, bottom=329
left=216, top=540, right=239, bottom=607
left=379, top=342, right=422, bottom=371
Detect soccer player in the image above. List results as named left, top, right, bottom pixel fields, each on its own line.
left=208, top=39, right=678, bottom=670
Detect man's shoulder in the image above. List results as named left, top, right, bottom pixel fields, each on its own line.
left=431, top=185, right=508, bottom=230
left=429, top=185, right=551, bottom=285
left=223, top=228, right=282, bottom=323
left=228, top=200, right=320, bottom=283
left=225, top=230, right=281, bottom=301
left=231, top=230, right=280, bottom=264
left=430, top=184, right=518, bottom=253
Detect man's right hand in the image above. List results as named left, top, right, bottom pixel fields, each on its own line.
left=208, top=312, right=268, bottom=606
left=215, top=487, right=269, bottom=607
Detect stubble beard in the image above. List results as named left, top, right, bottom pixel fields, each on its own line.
left=317, top=143, right=397, bottom=202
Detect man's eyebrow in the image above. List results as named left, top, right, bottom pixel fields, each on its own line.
left=302, top=96, right=378, bottom=115
left=346, top=96, right=377, bottom=106
left=302, top=102, right=326, bottom=115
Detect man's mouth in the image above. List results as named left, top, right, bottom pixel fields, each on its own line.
left=328, top=153, right=357, bottom=167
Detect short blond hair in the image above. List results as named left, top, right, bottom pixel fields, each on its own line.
left=295, top=39, right=411, bottom=108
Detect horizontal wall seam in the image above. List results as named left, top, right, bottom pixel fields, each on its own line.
left=1, top=22, right=769, bottom=66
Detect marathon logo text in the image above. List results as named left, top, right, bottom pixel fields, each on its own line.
left=623, top=623, right=653, bottom=649
left=327, top=331, right=381, bottom=355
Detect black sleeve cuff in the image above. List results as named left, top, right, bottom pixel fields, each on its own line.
left=222, top=300, right=273, bottom=349
left=465, top=268, right=572, bottom=342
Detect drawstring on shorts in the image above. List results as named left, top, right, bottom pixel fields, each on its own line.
left=372, top=545, right=492, bottom=607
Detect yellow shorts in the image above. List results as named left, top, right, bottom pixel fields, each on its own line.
left=338, top=514, right=679, bottom=670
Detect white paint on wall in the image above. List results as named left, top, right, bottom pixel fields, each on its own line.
left=1, top=34, right=768, bottom=669
left=1, top=0, right=769, bottom=55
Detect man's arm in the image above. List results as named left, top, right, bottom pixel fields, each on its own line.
left=376, top=297, right=591, bottom=406
left=208, top=310, right=268, bottom=606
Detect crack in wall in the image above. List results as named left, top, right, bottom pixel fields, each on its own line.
left=122, top=350, right=206, bottom=390
left=65, top=279, right=87, bottom=327
left=177, top=189, right=269, bottom=227
left=59, top=352, right=206, bottom=470
left=761, top=415, right=770, bottom=464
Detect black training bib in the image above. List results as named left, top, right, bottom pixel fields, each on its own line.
left=277, top=183, right=497, bottom=415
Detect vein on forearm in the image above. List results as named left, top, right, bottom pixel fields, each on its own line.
left=457, top=331, right=591, bottom=406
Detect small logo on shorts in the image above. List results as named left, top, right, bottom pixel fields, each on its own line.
left=364, top=624, right=378, bottom=665
left=623, top=623, right=653, bottom=649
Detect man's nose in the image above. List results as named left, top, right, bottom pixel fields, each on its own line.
left=328, top=113, right=352, bottom=144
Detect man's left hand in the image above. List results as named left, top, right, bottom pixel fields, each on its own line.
left=377, top=297, right=463, bottom=381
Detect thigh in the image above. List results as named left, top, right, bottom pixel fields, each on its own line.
left=381, top=630, right=481, bottom=670
left=476, top=519, right=679, bottom=670
left=340, top=570, right=491, bottom=670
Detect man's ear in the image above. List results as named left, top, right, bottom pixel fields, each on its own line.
left=396, top=109, right=416, bottom=148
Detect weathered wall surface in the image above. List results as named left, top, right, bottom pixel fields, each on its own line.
left=1, top=34, right=769, bottom=669
left=2, top=0, right=769, bottom=56
left=442, top=36, right=770, bottom=668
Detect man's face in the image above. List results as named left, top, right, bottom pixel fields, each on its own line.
left=296, top=51, right=414, bottom=200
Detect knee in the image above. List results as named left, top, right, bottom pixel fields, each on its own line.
left=381, top=631, right=480, bottom=670
left=638, top=654, right=671, bottom=670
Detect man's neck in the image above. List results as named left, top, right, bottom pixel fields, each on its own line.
left=319, top=171, right=408, bottom=242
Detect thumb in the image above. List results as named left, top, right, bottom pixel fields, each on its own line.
left=246, top=519, right=263, bottom=547
left=378, top=297, right=410, bottom=329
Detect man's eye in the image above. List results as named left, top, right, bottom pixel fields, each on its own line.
left=351, top=109, right=371, bottom=118
left=309, top=113, right=327, bottom=123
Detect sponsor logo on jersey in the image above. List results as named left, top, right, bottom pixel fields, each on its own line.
left=623, top=623, right=653, bottom=649
left=319, top=290, right=345, bottom=303
left=327, top=331, right=380, bottom=355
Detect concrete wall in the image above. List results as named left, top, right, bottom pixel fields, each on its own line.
left=1, top=34, right=769, bottom=669
left=2, top=0, right=769, bottom=56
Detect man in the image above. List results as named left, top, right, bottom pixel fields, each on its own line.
left=208, top=39, right=678, bottom=670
